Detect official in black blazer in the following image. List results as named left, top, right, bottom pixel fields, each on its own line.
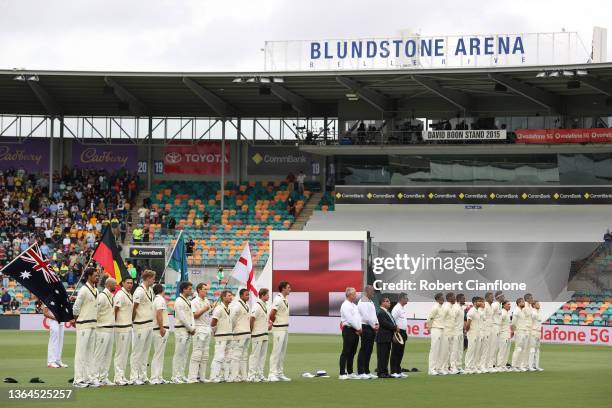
left=376, top=296, right=398, bottom=378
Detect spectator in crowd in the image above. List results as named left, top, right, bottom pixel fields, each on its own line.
left=604, top=229, right=612, bottom=243
left=186, top=237, right=195, bottom=255
left=287, top=196, right=296, bottom=218
left=296, top=171, right=306, bottom=194
left=168, top=216, right=177, bottom=232
left=119, top=219, right=128, bottom=243
left=132, top=225, right=144, bottom=242
left=9, top=296, right=19, bottom=312
left=1, top=288, right=11, bottom=312
left=137, top=206, right=149, bottom=225
left=286, top=172, right=296, bottom=192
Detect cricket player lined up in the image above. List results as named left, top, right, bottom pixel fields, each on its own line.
left=487, top=291, right=504, bottom=372
left=93, top=278, right=116, bottom=386
left=210, top=290, right=234, bottom=383
left=464, top=297, right=484, bottom=374
left=268, top=281, right=291, bottom=382
left=426, top=292, right=445, bottom=375
left=188, top=283, right=214, bottom=383
left=528, top=300, right=544, bottom=371
left=450, top=293, right=466, bottom=373
left=151, top=283, right=170, bottom=384
left=230, top=289, right=252, bottom=382
left=72, top=268, right=99, bottom=388
left=496, top=300, right=512, bottom=370
left=511, top=297, right=530, bottom=371
left=439, top=292, right=455, bottom=375
left=248, top=288, right=271, bottom=382
left=478, top=292, right=493, bottom=372
left=172, top=282, right=195, bottom=383
left=130, top=270, right=155, bottom=385
left=113, top=277, right=133, bottom=385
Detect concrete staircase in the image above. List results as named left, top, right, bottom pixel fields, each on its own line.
left=291, top=191, right=323, bottom=230
left=123, top=189, right=150, bottom=255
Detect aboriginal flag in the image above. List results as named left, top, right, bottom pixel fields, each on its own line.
left=0, top=243, right=74, bottom=322
left=93, top=226, right=129, bottom=285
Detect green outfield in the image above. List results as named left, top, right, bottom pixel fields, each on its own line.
left=0, top=331, right=611, bottom=408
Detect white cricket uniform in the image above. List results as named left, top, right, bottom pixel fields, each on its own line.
left=113, top=287, right=133, bottom=384
left=210, top=303, right=233, bottom=381
left=496, top=308, right=511, bottom=368
left=72, top=282, right=98, bottom=385
left=188, top=296, right=213, bottom=382
left=94, top=288, right=115, bottom=383
left=269, top=294, right=290, bottom=379
left=528, top=307, right=542, bottom=369
left=172, top=295, right=195, bottom=381
left=248, top=299, right=269, bottom=381
left=511, top=306, right=530, bottom=369
left=464, top=306, right=483, bottom=372
left=130, top=284, right=154, bottom=382
left=478, top=302, right=493, bottom=370
left=449, top=303, right=464, bottom=371
left=46, top=315, right=65, bottom=365
left=488, top=300, right=502, bottom=368
left=439, top=302, right=454, bottom=373
left=427, top=302, right=445, bottom=374
left=230, top=298, right=251, bottom=382
left=151, top=294, right=169, bottom=382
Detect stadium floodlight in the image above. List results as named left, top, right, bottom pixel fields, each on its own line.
left=232, top=77, right=244, bottom=83
left=272, top=77, right=284, bottom=83
left=576, top=70, right=588, bottom=76
left=549, top=71, right=560, bottom=78
left=13, top=75, right=26, bottom=81
left=562, top=70, right=574, bottom=77
left=260, top=77, right=271, bottom=83
left=535, top=72, right=547, bottom=78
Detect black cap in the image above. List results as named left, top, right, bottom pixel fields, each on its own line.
left=29, top=377, right=45, bottom=383
left=3, top=377, right=18, bottom=383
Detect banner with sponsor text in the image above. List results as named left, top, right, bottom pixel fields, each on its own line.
left=515, top=128, right=612, bottom=144
left=0, top=138, right=49, bottom=172
left=163, top=141, right=230, bottom=175
left=71, top=143, right=137, bottom=171
left=422, top=129, right=506, bottom=141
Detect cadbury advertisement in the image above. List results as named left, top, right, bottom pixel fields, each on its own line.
left=0, top=138, right=49, bottom=172
left=71, top=143, right=137, bottom=171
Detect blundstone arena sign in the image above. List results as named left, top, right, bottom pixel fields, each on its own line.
left=264, top=32, right=589, bottom=71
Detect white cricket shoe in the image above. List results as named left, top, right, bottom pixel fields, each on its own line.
left=279, top=375, right=291, bottom=382
left=47, top=362, right=61, bottom=368
left=338, top=375, right=349, bottom=380
left=268, top=375, right=280, bottom=382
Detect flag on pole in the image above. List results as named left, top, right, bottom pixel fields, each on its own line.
left=169, top=232, right=188, bottom=298
left=92, top=226, right=129, bottom=285
left=0, top=243, right=74, bottom=322
left=231, top=242, right=258, bottom=299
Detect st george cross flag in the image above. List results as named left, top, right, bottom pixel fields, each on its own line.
left=231, top=242, right=258, bottom=300
left=0, top=243, right=74, bottom=322
left=272, top=240, right=364, bottom=317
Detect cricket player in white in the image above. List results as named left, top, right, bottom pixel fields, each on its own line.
left=229, top=288, right=252, bottom=382
left=150, top=283, right=170, bottom=384
left=93, top=278, right=116, bottom=385
left=248, top=288, right=270, bottom=382
left=464, top=297, right=484, bottom=374
left=511, top=297, right=530, bottom=371
left=269, top=281, right=291, bottom=382
left=488, top=291, right=503, bottom=371
left=426, top=292, right=445, bottom=375
left=72, top=268, right=99, bottom=388
left=172, top=281, right=195, bottom=383
left=188, top=282, right=214, bottom=383
left=210, top=290, right=234, bottom=382
left=439, top=292, right=455, bottom=375
left=478, top=292, right=493, bottom=373
left=528, top=300, right=544, bottom=371
left=113, top=277, right=133, bottom=386
left=44, top=305, right=67, bottom=368
left=496, top=300, right=512, bottom=371
left=450, top=294, right=466, bottom=373
left=130, top=270, right=155, bottom=385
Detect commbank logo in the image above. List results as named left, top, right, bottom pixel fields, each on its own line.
left=252, top=153, right=263, bottom=165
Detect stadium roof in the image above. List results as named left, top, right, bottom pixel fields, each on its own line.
left=1, top=62, right=612, bottom=119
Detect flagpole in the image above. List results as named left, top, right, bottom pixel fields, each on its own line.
left=160, top=229, right=183, bottom=284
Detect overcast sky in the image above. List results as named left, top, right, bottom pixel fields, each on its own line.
left=0, top=0, right=610, bottom=72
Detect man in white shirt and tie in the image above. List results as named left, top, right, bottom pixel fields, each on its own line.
left=113, top=277, right=133, bottom=386
left=357, top=285, right=378, bottom=380
left=188, top=282, right=214, bottom=383
left=72, top=268, right=99, bottom=388
left=426, top=292, right=445, bottom=375
left=150, top=283, right=170, bottom=385
left=229, top=288, right=252, bottom=382
left=130, top=270, right=155, bottom=385
left=390, top=293, right=409, bottom=378
left=339, top=287, right=362, bottom=380
left=94, top=277, right=116, bottom=386
left=172, top=281, right=195, bottom=383
left=268, top=281, right=291, bottom=382
left=248, top=288, right=270, bottom=382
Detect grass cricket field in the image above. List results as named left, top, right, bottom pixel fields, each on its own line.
left=0, top=331, right=610, bottom=408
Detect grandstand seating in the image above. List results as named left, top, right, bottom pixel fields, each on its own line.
left=315, top=191, right=336, bottom=212
left=145, top=180, right=318, bottom=267
left=545, top=291, right=612, bottom=326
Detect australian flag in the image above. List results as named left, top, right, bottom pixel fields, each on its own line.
left=0, top=243, right=74, bottom=322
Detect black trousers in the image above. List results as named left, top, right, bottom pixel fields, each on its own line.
left=376, top=341, right=391, bottom=376
left=339, top=326, right=359, bottom=375
left=390, top=329, right=408, bottom=374
left=357, top=325, right=376, bottom=374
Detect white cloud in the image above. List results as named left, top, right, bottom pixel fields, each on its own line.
left=0, top=0, right=609, bottom=71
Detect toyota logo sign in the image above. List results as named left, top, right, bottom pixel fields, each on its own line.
left=165, top=152, right=182, bottom=164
